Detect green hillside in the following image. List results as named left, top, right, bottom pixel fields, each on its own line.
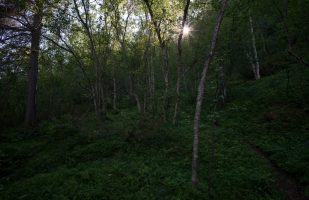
left=1, top=66, right=308, bottom=200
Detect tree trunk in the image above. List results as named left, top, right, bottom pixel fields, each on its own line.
left=143, top=92, right=147, bottom=114
left=143, top=0, right=170, bottom=120
left=173, top=62, right=181, bottom=124
left=192, top=0, right=229, bottom=187
left=149, top=50, right=156, bottom=114
left=249, top=14, right=261, bottom=80
left=245, top=49, right=258, bottom=80
left=73, top=0, right=105, bottom=117
left=173, top=0, right=191, bottom=125
left=161, top=45, right=169, bottom=120
left=129, top=75, right=143, bottom=114
left=261, top=33, right=269, bottom=54
left=92, top=47, right=105, bottom=116
left=134, top=93, right=143, bottom=114
left=216, top=65, right=226, bottom=108
left=113, top=77, right=117, bottom=110
left=25, top=10, right=42, bottom=125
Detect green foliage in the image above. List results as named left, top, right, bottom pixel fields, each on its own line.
left=2, top=65, right=308, bottom=199
left=1, top=0, right=309, bottom=199
left=0, top=76, right=26, bottom=128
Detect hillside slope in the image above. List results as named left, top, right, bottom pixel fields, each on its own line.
left=1, top=66, right=308, bottom=200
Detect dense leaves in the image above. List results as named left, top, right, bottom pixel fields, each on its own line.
left=0, top=0, right=308, bottom=199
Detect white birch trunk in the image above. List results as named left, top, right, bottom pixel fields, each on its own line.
left=192, top=0, right=229, bottom=187
left=249, top=14, right=261, bottom=80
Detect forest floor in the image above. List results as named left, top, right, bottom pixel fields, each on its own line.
left=1, top=66, right=309, bottom=200
left=249, top=143, right=306, bottom=200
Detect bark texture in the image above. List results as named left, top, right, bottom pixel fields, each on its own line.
left=25, top=7, right=42, bottom=125
left=192, top=0, right=229, bottom=187
left=249, top=14, right=261, bottom=80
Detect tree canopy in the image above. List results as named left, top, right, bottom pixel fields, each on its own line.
left=1, top=0, right=309, bottom=199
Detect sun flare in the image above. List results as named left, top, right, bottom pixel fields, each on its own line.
left=183, top=25, right=191, bottom=36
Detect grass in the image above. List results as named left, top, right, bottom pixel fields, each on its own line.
left=0, top=66, right=308, bottom=199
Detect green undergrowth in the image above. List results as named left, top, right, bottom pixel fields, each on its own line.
left=0, top=66, right=308, bottom=199
left=222, top=65, right=309, bottom=197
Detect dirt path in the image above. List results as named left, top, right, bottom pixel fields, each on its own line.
left=248, top=143, right=307, bottom=200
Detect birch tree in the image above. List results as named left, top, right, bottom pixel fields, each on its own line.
left=72, top=0, right=107, bottom=117
left=249, top=13, right=261, bottom=80
left=192, top=0, right=230, bottom=187
left=143, top=0, right=171, bottom=120
left=173, top=0, right=191, bottom=125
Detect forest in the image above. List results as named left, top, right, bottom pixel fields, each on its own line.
left=0, top=0, right=309, bottom=199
